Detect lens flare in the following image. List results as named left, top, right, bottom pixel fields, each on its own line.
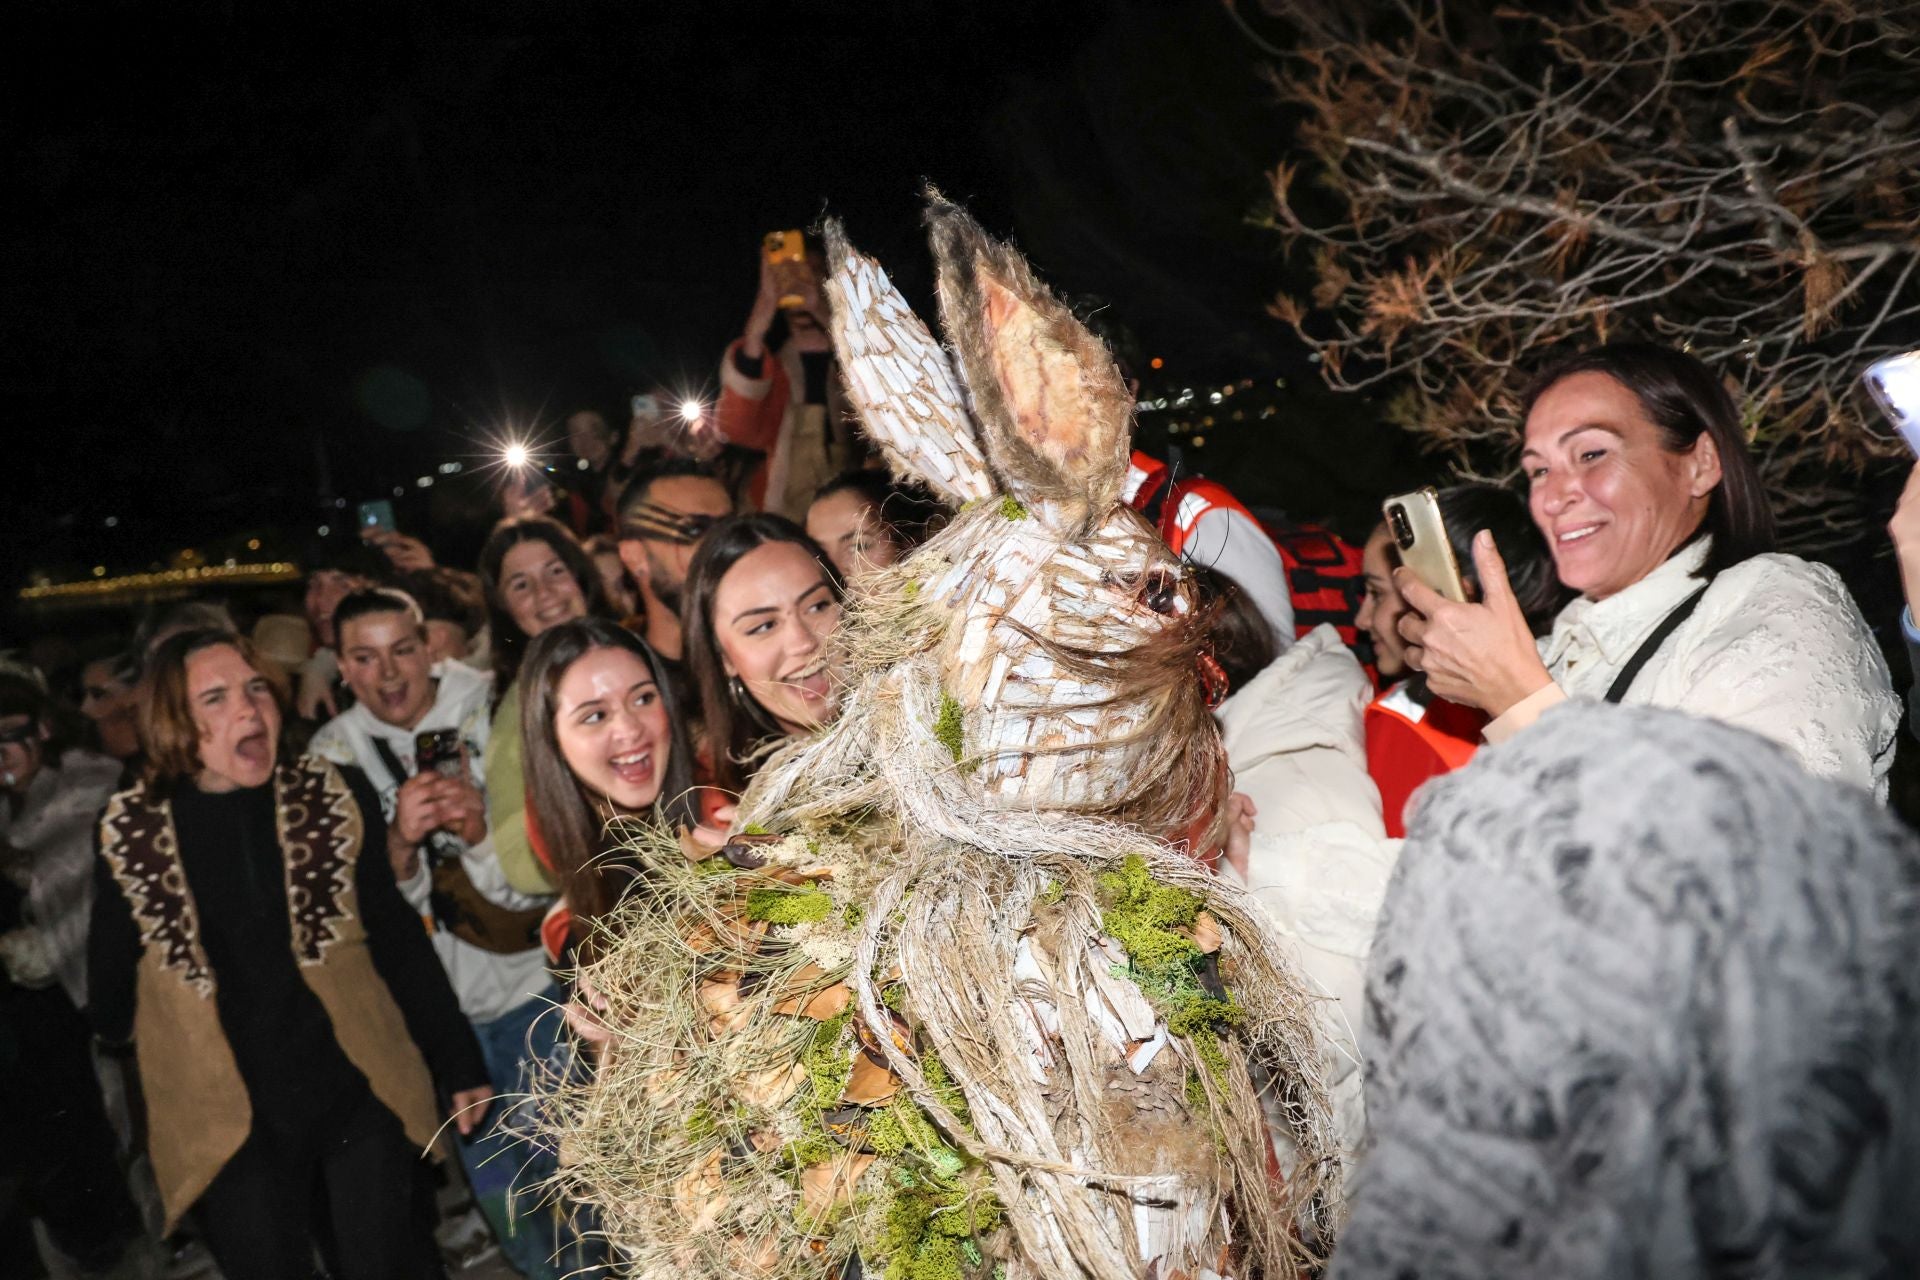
left=503, top=442, right=530, bottom=468
left=679, top=400, right=704, bottom=425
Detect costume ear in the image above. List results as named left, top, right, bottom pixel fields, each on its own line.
left=822, top=219, right=994, bottom=508
left=925, top=189, right=1132, bottom=530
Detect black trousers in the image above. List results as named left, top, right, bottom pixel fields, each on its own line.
left=196, top=1090, right=438, bottom=1280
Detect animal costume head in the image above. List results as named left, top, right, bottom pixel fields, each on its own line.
left=749, top=191, right=1225, bottom=850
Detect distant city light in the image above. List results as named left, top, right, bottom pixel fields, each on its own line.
left=1149, top=357, right=1164, bottom=370
left=104, top=516, right=119, bottom=528
left=247, top=538, right=261, bottom=550
left=318, top=525, right=331, bottom=537
left=92, top=565, right=105, bottom=577
left=417, top=475, right=433, bottom=487
left=391, top=486, right=405, bottom=498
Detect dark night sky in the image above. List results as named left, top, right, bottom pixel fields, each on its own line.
left=4, top=1, right=1342, bottom=591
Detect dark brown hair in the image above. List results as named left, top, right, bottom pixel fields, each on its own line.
left=1519, top=342, right=1776, bottom=578
left=518, top=618, right=697, bottom=929
left=1432, top=483, right=1569, bottom=635
left=809, top=469, right=946, bottom=554
left=1189, top=565, right=1278, bottom=694
left=680, top=513, right=842, bottom=794
left=139, top=629, right=281, bottom=784
left=477, top=516, right=608, bottom=698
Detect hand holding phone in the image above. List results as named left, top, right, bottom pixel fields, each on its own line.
left=1393, top=529, right=1553, bottom=717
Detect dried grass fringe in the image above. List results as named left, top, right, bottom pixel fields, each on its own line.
left=539, top=507, right=1341, bottom=1278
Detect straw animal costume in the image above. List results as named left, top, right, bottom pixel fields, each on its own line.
left=547, top=193, right=1338, bottom=1280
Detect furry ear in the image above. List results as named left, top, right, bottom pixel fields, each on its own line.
left=925, top=190, right=1133, bottom=529
left=822, top=219, right=995, bottom=509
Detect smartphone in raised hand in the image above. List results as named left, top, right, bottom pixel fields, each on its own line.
left=1865, top=349, right=1920, bottom=454
left=1383, top=487, right=1468, bottom=603
left=357, top=500, right=396, bottom=535
left=763, top=229, right=811, bottom=310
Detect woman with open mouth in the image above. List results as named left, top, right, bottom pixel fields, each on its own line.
left=680, top=513, right=847, bottom=797
left=517, top=617, right=705, bottom=960
left=87, top=628, right=491, bottom=1280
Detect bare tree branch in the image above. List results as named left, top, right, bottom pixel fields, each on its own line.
left=1250, top=0, right=1920, bottom=549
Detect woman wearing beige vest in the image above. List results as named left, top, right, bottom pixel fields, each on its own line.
left=87, top=629, right=491, bottom=1280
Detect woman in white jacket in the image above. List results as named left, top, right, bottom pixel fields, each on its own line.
left=1397, top=341, right=1899, bottom=796
left=1229, top=343, right=1900, bottom=1163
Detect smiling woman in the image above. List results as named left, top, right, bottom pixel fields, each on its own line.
left=1395, top=342, right=1900, bottom=796
left=477, top=516, right=611, bottom=897
left=681, top=513, right=845, bottom=793
left=519, top=618, right=698, bottom=945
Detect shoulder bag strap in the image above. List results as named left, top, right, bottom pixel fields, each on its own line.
left=1603, top=583, right=1711, bottom=704
left=366, top=736, right=410, bottom=791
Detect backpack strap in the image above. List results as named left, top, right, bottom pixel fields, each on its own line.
left=1604, top=583, right=1710, bottom=704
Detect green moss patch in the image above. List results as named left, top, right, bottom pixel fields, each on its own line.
left=933, top=693, right=966, bottom=762
left=1097, top=854, right=1245, bottom=1083
left=745, top=885, right=835, bottom=925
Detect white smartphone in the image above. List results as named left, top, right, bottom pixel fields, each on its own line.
left=1864, top=349, right=1920, bottom=454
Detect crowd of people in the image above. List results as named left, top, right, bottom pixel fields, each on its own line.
left=2, top=226, right=1917, bottom=1280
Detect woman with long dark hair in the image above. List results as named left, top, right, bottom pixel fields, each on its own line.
left=476, top=516, right=607, bottom=894
left=517, top=618, right=700, bottom=946
left=679, top=513, right=845, bottom=794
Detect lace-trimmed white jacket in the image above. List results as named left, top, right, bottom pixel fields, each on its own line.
left=1486, top=538, right=1900, bottom=799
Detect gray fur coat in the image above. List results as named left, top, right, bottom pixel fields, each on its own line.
left=1333, top=703, right=1920, bottom=1279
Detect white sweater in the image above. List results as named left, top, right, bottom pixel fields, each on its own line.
left=309, top=662, right=554, bottom=1024
left=1487, top=539, right=1901, bottom=799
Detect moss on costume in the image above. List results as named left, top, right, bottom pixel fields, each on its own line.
left=747, top=885, right=836, bottom=925
left=1098, top=854, right=1245, bottom=1081
left=934, top=693, right=966, bottom=762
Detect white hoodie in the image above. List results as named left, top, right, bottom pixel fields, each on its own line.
left=310, top=661, right=554, bottom=1024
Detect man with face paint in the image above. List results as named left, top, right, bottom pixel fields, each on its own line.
left=614, top=458, right=733, bottom=717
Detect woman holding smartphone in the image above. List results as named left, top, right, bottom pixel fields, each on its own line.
left=1395, top=342, right=1898, bottom=794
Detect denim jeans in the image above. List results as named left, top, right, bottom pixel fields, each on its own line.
left=459, top=985, right=590, bottom=1280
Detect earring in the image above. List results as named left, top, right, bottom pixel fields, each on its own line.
left=728, top=675, right=750, bottom=705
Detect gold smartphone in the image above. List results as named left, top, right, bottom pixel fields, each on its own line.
left=1382, top=487, right=1468, bottom=603
left=763, top=229, right=810, bottom=309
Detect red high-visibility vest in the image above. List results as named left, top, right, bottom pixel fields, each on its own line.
left=1364, top=681, right=1486, bottom=838
left=1124, top=451, right=1367, bottom=650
